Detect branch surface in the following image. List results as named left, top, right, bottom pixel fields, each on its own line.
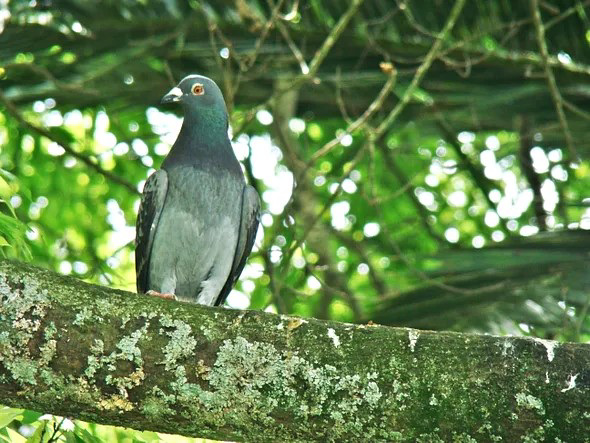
left=0, top=260, right=589, bottom=442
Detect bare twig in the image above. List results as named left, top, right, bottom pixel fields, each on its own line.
left=517, top=115, right=547, bottom=230
left=375, top=0, right=466, bottom=138
left=530, top=0, right=579, bottom=160
left=285, top=141, right=370, bottom=261
left=0, top=91, right=138, bottom=194
left=305, top=0, right=365, bottom=79
left=310, top=66, right=397, bottom=162
left=377, top=141, right=446, bottom=244
left=231, top=0, right=365, bottom=135
left=4, top=63, right=98, bottom=96
left=244, top=0, right=287, bottom=71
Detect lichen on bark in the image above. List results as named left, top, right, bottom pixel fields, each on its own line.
left=0, top=260, right=589, bottom=442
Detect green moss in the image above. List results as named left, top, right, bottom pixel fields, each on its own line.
left=141, top=386, right=176, bottom=419
left=73, top=307, right=94, bottom=326
left=1, top=261, right=589, bottom=441
left=196, top=336, right=387, bottom=440
left=158, top=315, right=197, bottom=370
left=521, top=419, right=554, bottom=443
left=5, top=357, right=38, bottom=385
left=0, top=273, right=52, bottom=386
left=515, top=392, right=545, bottom=415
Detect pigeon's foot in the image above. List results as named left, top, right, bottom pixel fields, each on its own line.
left=145, top=290, right=177, bottom=301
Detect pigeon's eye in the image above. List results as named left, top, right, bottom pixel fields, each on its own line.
left=192, top=84, right=204, bottom=95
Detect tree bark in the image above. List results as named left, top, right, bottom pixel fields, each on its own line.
left=0, top=260, right=589, bottom=442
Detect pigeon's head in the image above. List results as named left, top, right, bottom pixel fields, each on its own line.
left=161, top=75, right=227, bottom=116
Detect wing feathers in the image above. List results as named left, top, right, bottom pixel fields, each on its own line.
left=215, top=185, right=260, bottom=306
left=135, top=170, right=169, bottom=293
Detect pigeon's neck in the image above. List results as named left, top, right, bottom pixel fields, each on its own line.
left=182, top=107, right=228, bottom=145
left=163, top=108, right=240, bottom=173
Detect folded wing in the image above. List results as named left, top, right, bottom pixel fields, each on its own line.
left=135, top=169, right=169, bottom=293
left=215, top=185, right=260, bottom=306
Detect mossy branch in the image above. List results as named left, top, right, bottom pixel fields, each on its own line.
left=0, top=260, right=589, bottom=442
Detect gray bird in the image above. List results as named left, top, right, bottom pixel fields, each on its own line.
left=135, top=75, right=260, bottom=305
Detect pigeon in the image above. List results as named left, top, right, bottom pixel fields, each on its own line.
left=135, top=74, right=260, bottom=306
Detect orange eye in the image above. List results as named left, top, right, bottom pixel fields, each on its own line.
left=192, top=84, right=204, bottom=95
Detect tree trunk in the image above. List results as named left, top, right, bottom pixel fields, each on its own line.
left=0, top=260, right=588, bottom=442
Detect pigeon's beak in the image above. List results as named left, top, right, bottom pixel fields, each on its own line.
left=161, top=87, right=183, bottom=104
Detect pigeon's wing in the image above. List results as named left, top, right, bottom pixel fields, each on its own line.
left=135, top=169, right=169, bottom=293
left=215, top=185, right=260, bottom=306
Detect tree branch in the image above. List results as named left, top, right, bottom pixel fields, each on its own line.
left=375, top=0, right=466, bottom=138
left=1, top=260, right=589, bottom=441
left=0, top=92, right=139, bottom=195
left=518, top=115, right=548, bottom=230
left=530, top=0, right=578, bottom=161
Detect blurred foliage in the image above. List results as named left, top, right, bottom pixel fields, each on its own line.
left=0, top=406, right=212, bottom=442
left=1, top=0, right=590, bottom=440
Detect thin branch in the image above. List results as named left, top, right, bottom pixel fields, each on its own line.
left=274, top=6, right=309, bottom=76
left=243, top=0, right=286, bottom=71
left=545, top=0, right=590, bottom=29
left=4, top=63, right=99, bottom=96
left=231, top=0, right=365, bottom=135
left=562, top=98, right=590, bottom=121
left=305, top=0, right=365, bottom=79
left=518, top=115, right=547, bottom=231
left=375, top=0, right=466, bottom=138
left=530, top=0, right=579, bottom=160
left=285, top=141, right=370, bottom=262
left=0, top=91, right=138, bottom=194
left=377, top=141, right=446, bottom=244
left=310, top=66, right=397, bottom=162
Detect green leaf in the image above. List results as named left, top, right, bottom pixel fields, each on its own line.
left=25, top=421, right=47, bottom=443
left=3, top=428, right=26, bottom=443
left=71, top=425, right=103, bottom=443
left=0, top=408, right=23, bottom=429
left=20, top=411, right=43, bottom=426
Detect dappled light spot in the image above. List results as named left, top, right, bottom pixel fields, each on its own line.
left=530, top=147, right=549, bottom=173
left=341, top=178, right=357, bottom=194
left=484, top=210, right=499, bottom=227
left=472, top=235, right=485, bottom=248
left=444, top=227, right=460, bottom=243
left=47, top=142, right=65, bottom=156
left=25, top=226, right=39, bottom=241
left=269, top=245, right=282, bottom=264
left=491, top=230, right=505, bottom=242
left=447, top=191, right=467, bottom=208
left=306, top=276, right=321, bottom=291
left=131, top=139, right=148, bottom=156
left=363, top=222, right=380, bottom=238
left=330, top=201, right=350, bottom=230
left=292, top=255, right=306, bottom=269
left=113, top=142, right=129, bottom=156
left=457, top=131, right=475, bottom=144
left=485, top=135, right=500, bottom=151
left=255, top=109, right=273, bottom=125
left=519, top=225, right=539, bottom=236
left=314, top=175, right=326, bottom=186
left=227, top=289, right=249, bottom=309
left=76, top=173, right=90, bottom=186
left=289, top=118, right=305, bottom=134
left=59, top=260, right=72, bottom=275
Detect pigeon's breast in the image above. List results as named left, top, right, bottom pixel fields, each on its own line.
left=148, top=165, right=244, bottom=301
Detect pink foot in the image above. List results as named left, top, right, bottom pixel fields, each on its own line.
left=145, top=290, right=177, bottom=301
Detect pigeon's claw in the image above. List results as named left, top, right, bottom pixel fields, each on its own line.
left=145, top=290, right=177, bottom=301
